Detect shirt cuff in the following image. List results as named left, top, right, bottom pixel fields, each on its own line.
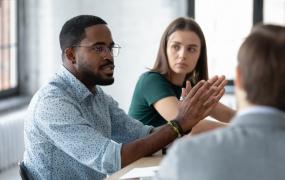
left=138, top=125, right=154, bottom=138
left=102, top=140, right=122, bottom=174
left=103, top=125, right=153, bottom=175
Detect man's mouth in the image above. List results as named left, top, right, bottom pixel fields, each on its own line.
left=99, top=59, right=115, bottom=74
left=100, top=64, right=115, bottom=74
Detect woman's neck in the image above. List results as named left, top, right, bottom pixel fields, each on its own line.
left=167, top=73, right=186, bottom=86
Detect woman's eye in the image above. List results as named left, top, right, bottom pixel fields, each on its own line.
left=188, top=48, right=195, bottom=52
left=173, top=45, right=179, bottom=50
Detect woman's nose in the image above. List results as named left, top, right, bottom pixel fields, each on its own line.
left=179, top=48, right=186, bottom=59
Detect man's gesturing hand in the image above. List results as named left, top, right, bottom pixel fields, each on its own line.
left=175, top=76, right=225, bottom=133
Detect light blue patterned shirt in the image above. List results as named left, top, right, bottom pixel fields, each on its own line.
left=24, top=65, right=153, bottom=180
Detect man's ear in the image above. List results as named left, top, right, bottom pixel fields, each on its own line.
left=65, top=48, right=75, bottom=61
left=234, top=65, right=243, bottom=90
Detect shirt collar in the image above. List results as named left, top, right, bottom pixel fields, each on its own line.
left=230, top=105, right=285, bottom=126
left=236, top=105, right=284, bottom=117
left=58, top=65, right=97, bottom=101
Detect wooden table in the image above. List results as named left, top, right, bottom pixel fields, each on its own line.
left=104, top=150, right=164, bottom=180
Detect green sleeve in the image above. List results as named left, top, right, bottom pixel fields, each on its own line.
left=128, top=72, right=181, bottom=127
left=141, top=72, right=178, bottom=106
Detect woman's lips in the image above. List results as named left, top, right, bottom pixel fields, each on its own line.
left=175, top=62, right=187, bottom=68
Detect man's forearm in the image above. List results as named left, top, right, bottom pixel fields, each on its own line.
left=121, top=124, right=178, bottom=168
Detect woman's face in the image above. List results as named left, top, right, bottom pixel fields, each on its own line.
left=166, top=30, right=201, bottom=77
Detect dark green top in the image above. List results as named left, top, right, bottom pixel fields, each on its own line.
left=128, top=72, right=182, bottom=127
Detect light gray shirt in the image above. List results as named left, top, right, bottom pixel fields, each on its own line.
left=24, top=65, right=153, bottom=180
left=154, top=106, right=285, bottom=180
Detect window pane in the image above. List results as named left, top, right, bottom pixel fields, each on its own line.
left=0, top=0, right=17, bottom=91
left=195, top=0, right=253, bottom=80
left=264, top=0, right=285, bottom=25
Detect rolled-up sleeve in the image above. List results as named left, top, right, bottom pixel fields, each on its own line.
left=102, top=140, right=122, bottom=174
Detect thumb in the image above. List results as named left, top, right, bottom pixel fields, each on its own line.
left=181, top=88, right=187, bottom=97
left=186, top=81, right=192, bottom=94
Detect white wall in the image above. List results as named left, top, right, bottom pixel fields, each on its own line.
left=20, top=0, right=188, bottom=112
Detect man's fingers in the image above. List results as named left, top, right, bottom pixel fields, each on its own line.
left=212, top=75, right=225, bottom=87
left=209, top=75, right=219, bottom=85
left=202, top=75, right=227, bottom=97
left=203, top=87, right=225, bottom=111
left=199, top=86, right=217, bottom=104
left=187, top=80, right=205, bottom=99
left=177, top=77, right=226, bottom=132
left=212, top=79, right=227, bottom=96
left=214, top=87, right=226, bottom=102
left=218, top=79, right=228, bottom=89
left=189, top=79, right=215, bottom=102
left=202, top=88, right=222, bottom=111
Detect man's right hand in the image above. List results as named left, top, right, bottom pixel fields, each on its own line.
left=175, top=75, right=226, bottom=133
left=121, top=76, right=226, bottom=168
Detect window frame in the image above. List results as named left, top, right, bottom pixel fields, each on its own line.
left=0, top=0, right=19, bottom=99
left=186, top=0, right=264, bottom=93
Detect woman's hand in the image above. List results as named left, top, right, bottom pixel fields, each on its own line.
left=187, top=119, right=228, bottom=135
left=179, top=81, right=192, bottom=102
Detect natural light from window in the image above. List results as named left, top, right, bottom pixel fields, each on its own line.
left=195, top=0, right=253, bottom=80
left=0, top=0, right=17, bottom=91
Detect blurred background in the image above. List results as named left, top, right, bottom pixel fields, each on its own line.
left=0, top=0, right=284, bottom=179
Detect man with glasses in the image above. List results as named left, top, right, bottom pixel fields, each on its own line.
left=23, top=15, right=226, bottom=179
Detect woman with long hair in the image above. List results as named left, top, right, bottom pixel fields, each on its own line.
left=128, top=17, right=236, bottom=134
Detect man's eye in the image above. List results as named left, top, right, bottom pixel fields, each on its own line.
left=109, top=47, right=114, bottom=52
left=95, top=46, right=104, bottom=52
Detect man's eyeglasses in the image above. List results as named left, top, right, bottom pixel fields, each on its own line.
left=72, top=44, right=121, bottom=57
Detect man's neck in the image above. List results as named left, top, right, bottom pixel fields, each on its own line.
left=235, top=87, right=255, bottom=111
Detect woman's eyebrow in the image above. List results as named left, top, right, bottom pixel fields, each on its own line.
left=170, top=41, right=199, bottom=47
left=188, top=44, right=199, bottom=47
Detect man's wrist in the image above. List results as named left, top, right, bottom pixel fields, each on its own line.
left=170, top=120, right=184, bottom=136
left=170, top=120, right=192, bottom=136
left=167, top=121, right=181, bottom=137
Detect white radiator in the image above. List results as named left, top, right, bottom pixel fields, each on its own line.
left=0, top=107, right=27, bottom=171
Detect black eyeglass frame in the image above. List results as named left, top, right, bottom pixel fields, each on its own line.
left=71, top=44, right=121, bottom=57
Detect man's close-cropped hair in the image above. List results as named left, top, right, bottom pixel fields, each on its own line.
left=237, top=24, right=285, bottom=111
left=59, top=15, right=107, bottom=59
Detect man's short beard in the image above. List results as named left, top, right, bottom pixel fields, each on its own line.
left=83, top=70, right=114, bottom=86
left=96, top=76, right=114, bottom=86
left=78, top=58, right=115, bottom=86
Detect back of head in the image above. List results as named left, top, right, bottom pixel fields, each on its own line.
left=59, top=15, right=107, bottom=59
left=238, top=23, right=285, bottom=111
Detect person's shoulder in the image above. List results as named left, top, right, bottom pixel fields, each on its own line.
left=141, top=71, right=160, bottom=77
left=36, top=72, right=80, bottom=102
left=37, top=82, right=68, bottom=102
left=157, top=130, right=232, bottom=179
left=174, top=126, right=234, bottom=151
left=141, top=71, right=165, bottom=81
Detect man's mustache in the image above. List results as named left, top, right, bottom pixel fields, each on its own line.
left=100, top=59, right=114, bottom=68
